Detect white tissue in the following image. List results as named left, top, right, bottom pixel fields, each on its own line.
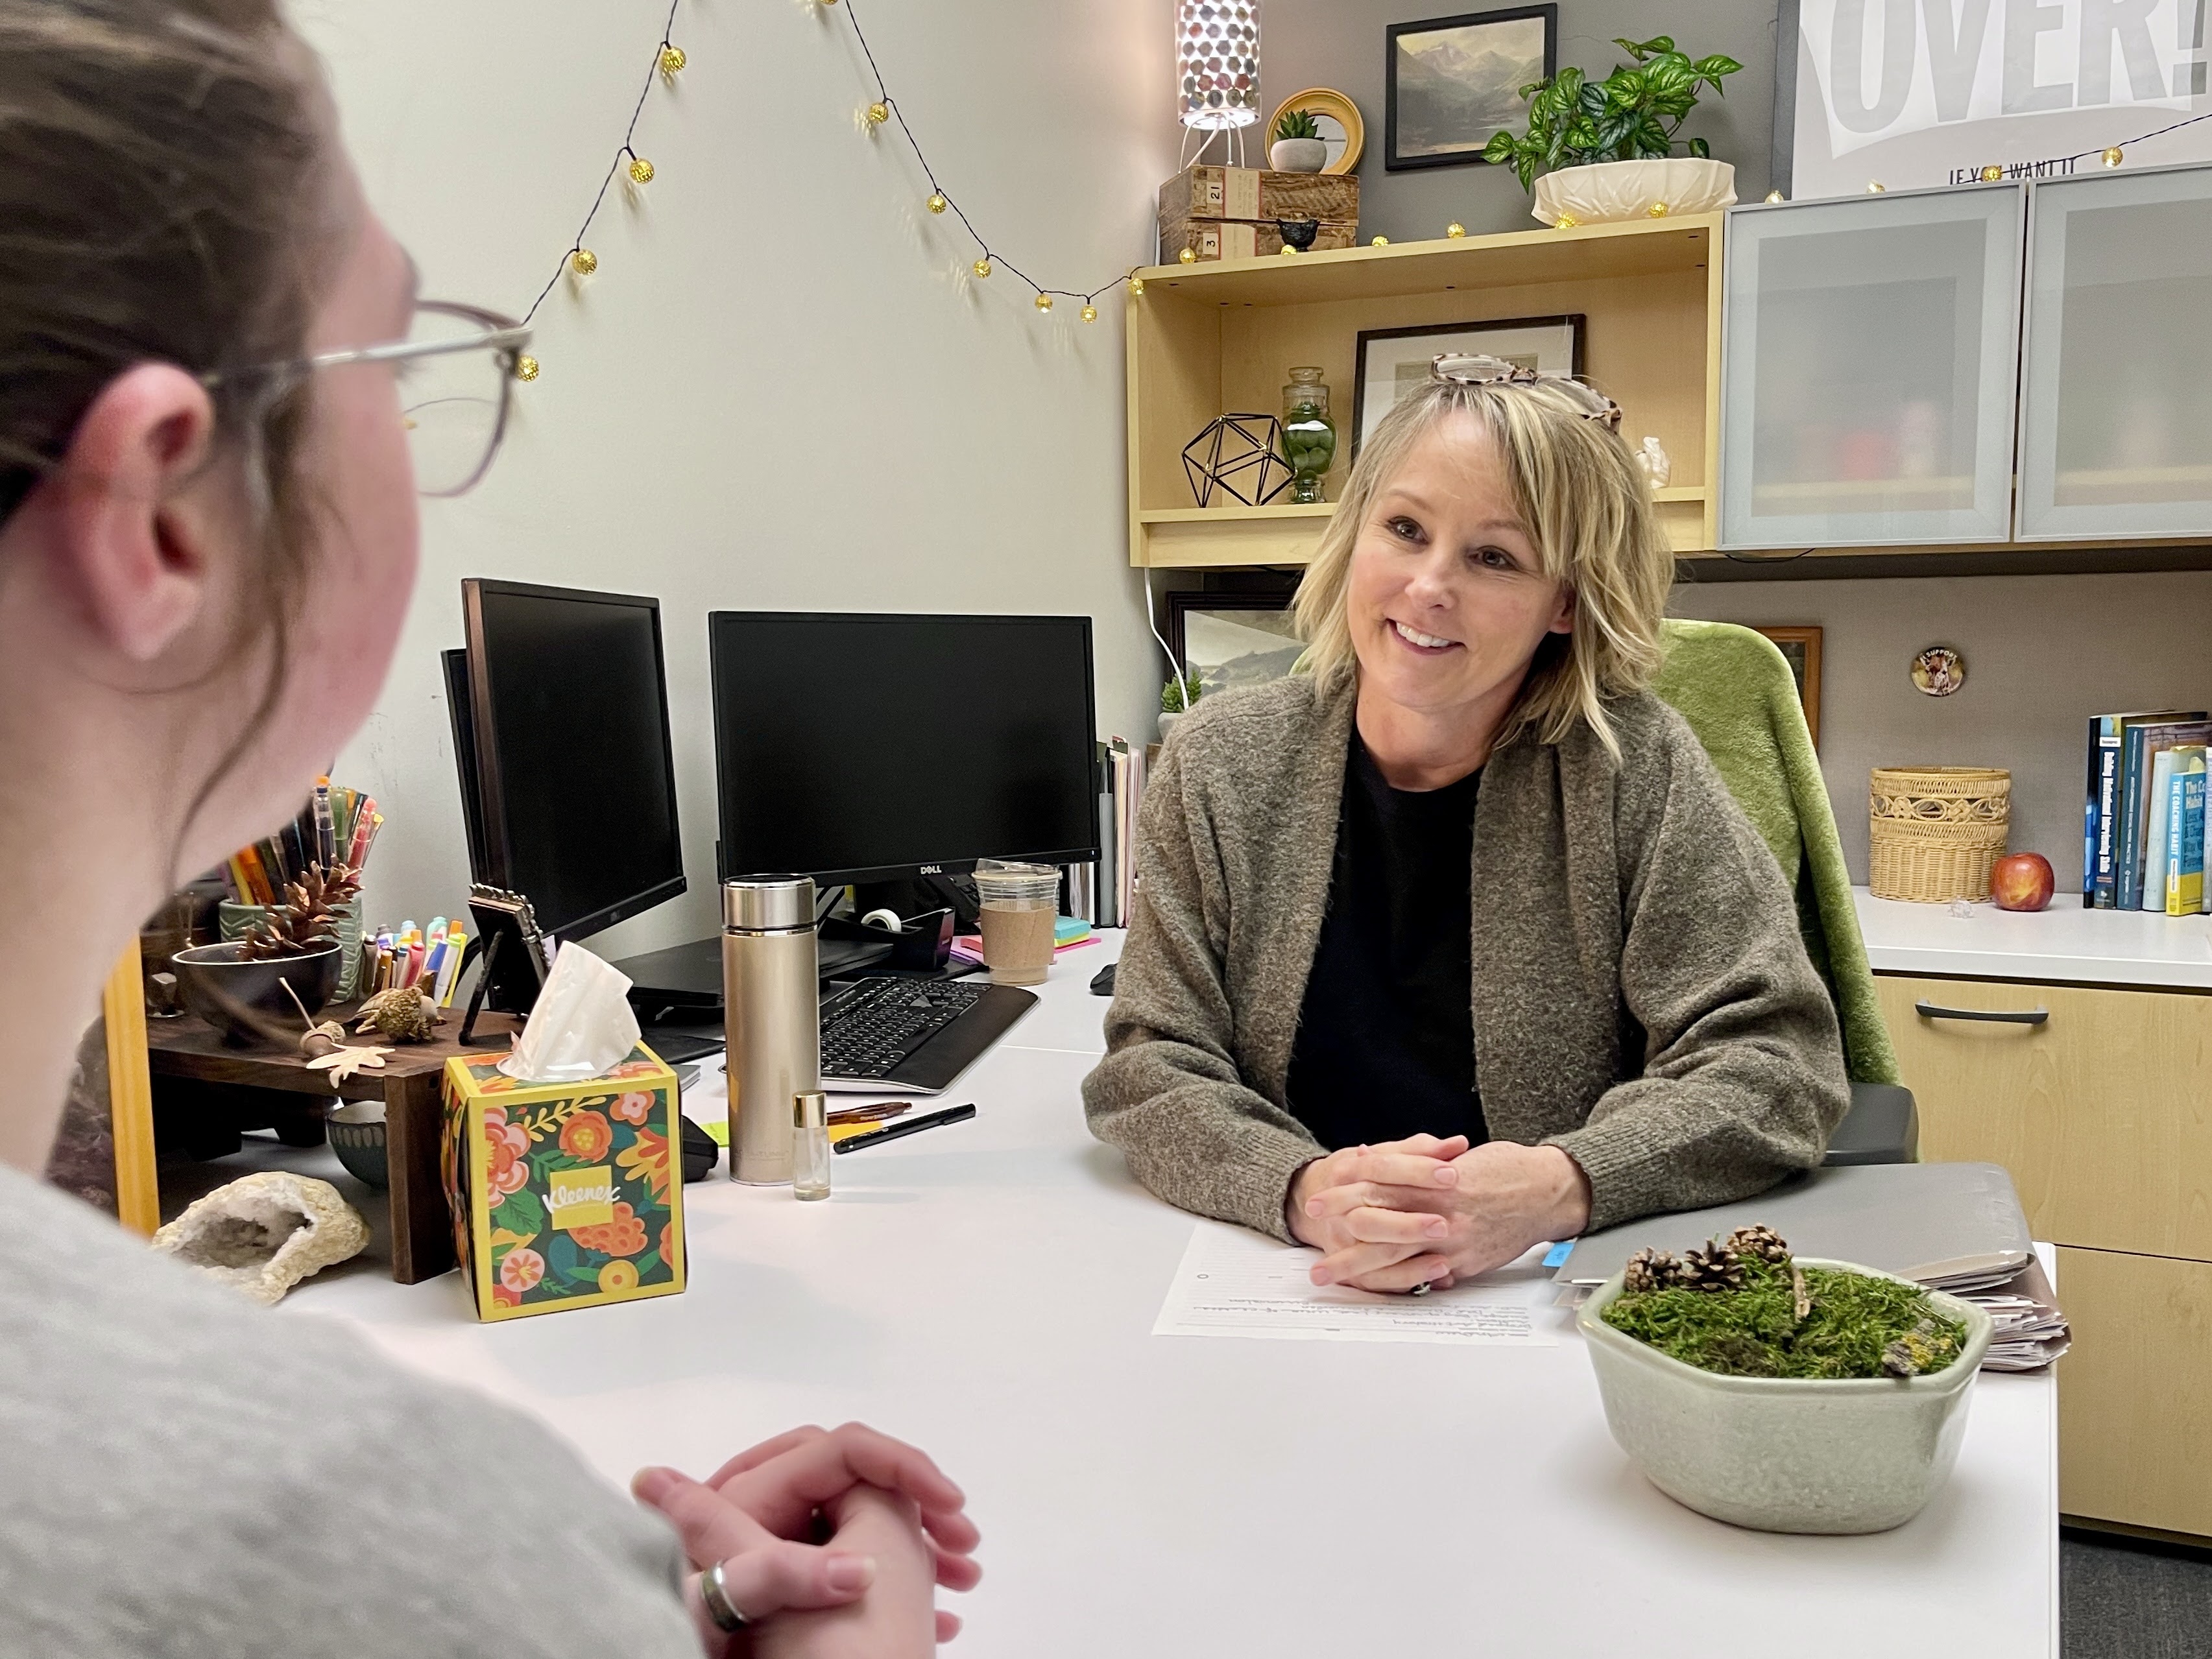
left=498, top=942, right=642, bottom=1082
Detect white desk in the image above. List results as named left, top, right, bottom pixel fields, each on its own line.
left=1855, top=887, right=2212, bottom=990
left=282, top=936, right=2058, bottom=1656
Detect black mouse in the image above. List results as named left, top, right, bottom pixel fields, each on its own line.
left=1090, top=962, right=1116, bottom=997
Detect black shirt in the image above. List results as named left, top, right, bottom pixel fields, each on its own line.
left=1282, top=733, right=1487, bottom=1151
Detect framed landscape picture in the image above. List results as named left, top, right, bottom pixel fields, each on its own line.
left=1166, top=592, right=1304, bottom=698
left=1752, top=625, right=1823, bottom=749
left=1386, top=6, right=1557, bottom=172
left=1351, top=313, right=1583, bottom=457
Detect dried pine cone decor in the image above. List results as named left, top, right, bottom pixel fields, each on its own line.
left=355, top=984, right=442, bottom=1044
left=237, top=864, right=361, bottom=960
left=1623, top=1247, right=1682, bottom=1294
left=1675, top=1240, right=1746, bottom=1294
left=1722, top=1224, right=1792, bottom=1266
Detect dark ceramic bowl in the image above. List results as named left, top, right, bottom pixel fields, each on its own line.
left=326, top=1107, right=390, bottom=1188
left=171, top=941, right=343, bottom=1046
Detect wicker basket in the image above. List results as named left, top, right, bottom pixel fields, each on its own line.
left=1869, top=767, right=2010, bottom=902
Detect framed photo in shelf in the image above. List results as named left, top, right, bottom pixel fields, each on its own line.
left=1752, top=625, right=1823, bottom=749
left=1351, top=313, right=1584, bottom=458
left=1386, top=6, right=1557, bottom=173
left=1166, top=591, right=1305, bottom=697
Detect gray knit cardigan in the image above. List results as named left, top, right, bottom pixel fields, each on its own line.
left=1081, top=673, right=1850, bottom=1243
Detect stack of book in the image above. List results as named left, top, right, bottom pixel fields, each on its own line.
left=2084, top=711, right=2210, bottom=914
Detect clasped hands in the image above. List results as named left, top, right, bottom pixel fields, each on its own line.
left=1287, top=1133, right=1593, bottom=1294
left=633, top=1422, right=980, bottom=1655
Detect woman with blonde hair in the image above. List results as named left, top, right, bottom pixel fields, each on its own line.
left=1084, top=358, right=1849, bottom=1294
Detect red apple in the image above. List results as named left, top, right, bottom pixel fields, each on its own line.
left=1990, top=852, right=2054, bottom=912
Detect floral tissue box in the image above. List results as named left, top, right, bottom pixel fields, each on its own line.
left=441, top=1045, right=686, bottom=1321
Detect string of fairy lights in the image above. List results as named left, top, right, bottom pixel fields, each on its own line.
left=511, top=0, right=1142, bottom=380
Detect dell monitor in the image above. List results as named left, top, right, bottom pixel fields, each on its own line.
left=707, top=612, right=1099, bottom=884
left=453, top=579, right=686, bottom=941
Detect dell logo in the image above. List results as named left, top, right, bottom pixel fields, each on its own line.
left=919, top=864, right=945, bottom=875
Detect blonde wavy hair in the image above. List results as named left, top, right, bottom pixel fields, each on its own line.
left=1290, top=374, right=1672, bottom=760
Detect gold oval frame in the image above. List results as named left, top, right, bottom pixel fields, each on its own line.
left=1269, top=87, right=1364, bottom=175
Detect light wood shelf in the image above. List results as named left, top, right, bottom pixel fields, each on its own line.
left=1126, top=215, right=1724, bottom=569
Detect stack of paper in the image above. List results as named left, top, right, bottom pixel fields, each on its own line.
left=1960, top=1258, right=2072, bottom=1372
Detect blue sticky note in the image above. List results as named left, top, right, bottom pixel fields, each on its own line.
left=1542, top=1240, right=1574, bottom=1268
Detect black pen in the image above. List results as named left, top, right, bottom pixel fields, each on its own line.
left=832, top=1103, right=976, bottom=1154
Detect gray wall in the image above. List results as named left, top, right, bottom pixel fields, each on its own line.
left=1670, top=571, right=2212, bottom=891
left=1251, top=0, right=1779, bottom=242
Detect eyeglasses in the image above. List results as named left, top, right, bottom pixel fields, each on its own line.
left=204, top=300, right=531, bottom=498
left=1429, top=353, right=1623, bottom=432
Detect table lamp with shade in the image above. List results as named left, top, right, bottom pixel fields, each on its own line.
left=1177, top=0, right=1260, bottom=167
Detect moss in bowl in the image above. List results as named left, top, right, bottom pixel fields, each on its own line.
left=1578, top=1227, right=1993, bottom=1533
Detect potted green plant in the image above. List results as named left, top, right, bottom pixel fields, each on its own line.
left=1480, top=36, right=1742, bottom=226
left=1576, top=1226, right=1993, bottom=1534
left=1269, top=106, right=1327, bottom=174
left=1158, top=671, right=1202, bottom=742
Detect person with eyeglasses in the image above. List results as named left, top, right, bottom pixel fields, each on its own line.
left=1085, top=355, right=1852, bottom=1294
left=0, top=4, right=973, bottom=1654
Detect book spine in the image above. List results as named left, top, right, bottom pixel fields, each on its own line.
left=2173, top=766, right=2207, bottom=916
left=2142, top=750, right=2178, bottom=911
left=2117, top=726, right=2147, bottom=910
left=2093, top=724, right=2123, bottom=909
left=2083, top=717, right=2102, bottom=901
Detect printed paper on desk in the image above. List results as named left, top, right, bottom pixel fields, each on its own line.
left=1153, top=1222, right=1557, bottom=1347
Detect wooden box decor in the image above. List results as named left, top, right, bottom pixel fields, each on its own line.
left=1166, top=219, right=1361, bottom=262
left=1869, top=766, right=2010, bottom=903
left=1159, top=163, right=1359, bottom=264
left=441, top=1043, right=686, bottom=1320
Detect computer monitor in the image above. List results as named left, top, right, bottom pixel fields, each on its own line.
left=454, top=579, right=686, bottom=940
left=707, top=612, right=1099, bottom=885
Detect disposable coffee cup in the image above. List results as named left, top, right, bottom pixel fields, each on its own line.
left=972, top=859, right=1059, bottom=986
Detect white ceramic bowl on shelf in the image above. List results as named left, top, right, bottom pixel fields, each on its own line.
left=1532, top=158, right=1737, bottom=225
left=1578, top=1257, right=1994, bottom=1534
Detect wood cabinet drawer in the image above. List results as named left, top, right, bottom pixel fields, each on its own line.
left=1875, top=975, right=2212, bottom=1259
left=2057, top=1247, right=2212, bottom=1537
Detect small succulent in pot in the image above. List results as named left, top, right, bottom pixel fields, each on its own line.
left=1269, top=106, right=1328, bottom=173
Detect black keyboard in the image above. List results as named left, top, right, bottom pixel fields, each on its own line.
left=820, top=977, right=992, bottom=1080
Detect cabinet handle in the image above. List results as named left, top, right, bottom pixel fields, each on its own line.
left=1914, top=999, right=2048, bottom=1025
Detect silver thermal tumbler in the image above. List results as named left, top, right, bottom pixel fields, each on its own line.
left=723, top=876, right=820, bottom=1185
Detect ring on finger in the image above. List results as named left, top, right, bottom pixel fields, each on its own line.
left=700, top=1559, right=756, bottom=1632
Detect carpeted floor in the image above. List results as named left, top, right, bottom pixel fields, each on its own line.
left=2063, top=1527, right=2212, bottom=1658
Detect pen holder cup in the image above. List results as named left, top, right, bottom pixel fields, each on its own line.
left=221, top=898, right=365, bottom=1001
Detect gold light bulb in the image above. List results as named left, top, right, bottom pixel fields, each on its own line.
left=926, top=191, right=948, bottom=213
left=865, top=101, right=890, bottom=126
left=659, top=45, right=686, bottom=75
left=628, top=156, right=655, bottom=185
left=514, top=355, right=540, bottom=382
left=570, top=247, right=598, bottom=276
left=1035, top=292, right=1053, bottom=312
left=1081, top=304, right=1098, bottom=322
left=1446, top=222, right=1466, bottom=237
left=972, top=257, right=992, bottom=278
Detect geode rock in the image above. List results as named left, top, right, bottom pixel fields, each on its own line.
left=151, top=1171, right=369, bottom=1305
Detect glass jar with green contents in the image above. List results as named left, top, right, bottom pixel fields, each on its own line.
left=1280, top=366, right=1336, bottom=504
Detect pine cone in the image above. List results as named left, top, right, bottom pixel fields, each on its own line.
left=1723, top=1224, right=1791, bottom=1265
left=1623, top=1247, right=1682, bottom=1295
left=1676, top=1241, right=1746, bottom=1293
left=355, top=985, right=442, bottom=1044
left=238, top=863, right=361, bottom=960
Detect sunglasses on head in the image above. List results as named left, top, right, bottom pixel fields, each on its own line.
left=1428, top=353, right=1623, bottom=432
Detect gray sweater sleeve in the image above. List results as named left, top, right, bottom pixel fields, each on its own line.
left=1081, top=739, right=1322, bottom=1243
left=1545, top=720, right=1851, bottom=1232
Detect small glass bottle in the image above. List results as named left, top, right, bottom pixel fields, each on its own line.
left=1281, top=366, right=1336, bottom=504
left=793, top=1091, right=831, bottom=1200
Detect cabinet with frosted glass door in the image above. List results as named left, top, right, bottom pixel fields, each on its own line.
left=1718, top=183, right=2023, bottom=551
left=2017, top=161, right=2212, bottom=542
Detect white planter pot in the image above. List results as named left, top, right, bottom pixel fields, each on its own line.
left=1157, top=710, right=1184, bottom=743
left=1269, top=137, right=1327, bottom=173
left=1532, top=158, right=1736, bottom=226
left=1578, top=1258, right=1994, bottom=1534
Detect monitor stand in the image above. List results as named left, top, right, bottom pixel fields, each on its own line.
left=614, top=933, right=895, bottom=1020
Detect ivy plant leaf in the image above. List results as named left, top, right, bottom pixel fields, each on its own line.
left=1614, top=34, right=1673, bottom=59
left=1482, top=129, right=1519, bottom=164
left=1693, top=53, right=1744, bottom=84
left=1515, top=152, right=1539, bottom=191
left=1577, top=79, right=1609, bottom=116
left=1565, top=115, right=1600, bottom=151
left=1596, top=113, right=1639, bottom=158
left=1634, top=115, right=1672, bottom=156
left=1688, top=135, right=1712, bottom=159
left=1603, top=69, right=1644, bottom=110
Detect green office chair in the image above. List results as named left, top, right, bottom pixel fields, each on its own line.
left=1652, top=619, right=1917, bottom=1165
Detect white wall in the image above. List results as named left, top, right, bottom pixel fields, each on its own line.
left=296, top=0, right=1176, bottom=956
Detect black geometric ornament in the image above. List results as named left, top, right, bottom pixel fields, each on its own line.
left=1183, top=413, right=1293, bottom=507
